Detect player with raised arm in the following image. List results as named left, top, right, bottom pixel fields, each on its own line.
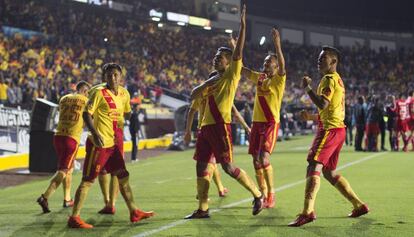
left=185, top=5, right=264, bottom=219
left=241, top=28, right=286, bottom=208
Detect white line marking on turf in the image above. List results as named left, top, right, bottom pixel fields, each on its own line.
left=133, top=152, right=386, bottom=237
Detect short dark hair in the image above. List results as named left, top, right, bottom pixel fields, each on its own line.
left=102, top=63, right=122, bottom=79
left=217, top=47, right=233, bottom=60
left=76, top=80, right=90, bottom=91
left=322, top=45, right=341, bottom=63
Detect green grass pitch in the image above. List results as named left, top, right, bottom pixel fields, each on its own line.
left=1, top=135, right=413, bottom=237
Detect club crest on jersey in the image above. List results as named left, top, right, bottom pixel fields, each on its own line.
left=322, top=87, right=331, bottom=97
left=257, top=73, right=266, bottom=86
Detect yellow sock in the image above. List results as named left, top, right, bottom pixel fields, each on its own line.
left=109, top=175, right=119, bottom=207
left=210, top=164, right=225, bottom=193
left=236, top=169, right=261, bottom=198
left=334, top=176, right=364, bottom=209
left=255, top=168, right=267, bottom=198
left=43, top=171, right=66, bottom=199
left=72, top=181, right=92, bottom=216
left=98, top=174, right=110, bottom=206
left=197, top=176, right=210, bottom=211
left=264, top=165, right=274, bottom=195
left=118, top=176, right=138, bottom=212
left=62, top=168, right=73, bottom=201
left=303, top=175, right=320, bottom=215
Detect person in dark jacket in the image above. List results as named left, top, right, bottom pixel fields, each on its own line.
left=365, top=97, right=382, bottom=151
left=129, top=104, right=140, bottom=161
left=353, top=96, right=366, bottom=151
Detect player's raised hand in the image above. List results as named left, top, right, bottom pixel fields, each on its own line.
left=302, top=76, right=312, bottom=89
left=271, top=28, right=281, bottom=47
left=229, top=33, right=237, bottom=50
left=240, top=4, right=246, bottom=26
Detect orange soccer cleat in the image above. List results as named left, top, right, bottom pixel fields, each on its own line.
left=266, top=193, right=276, bottom=208
left=67, top=216, right=93, bottom=229
left=98, top=206, right=116, bottom=215
left=348, top=204, right=369, bottom=218
left=288, top=212, right=317, bottom=227
left=130, top=209, right=155, bottom=223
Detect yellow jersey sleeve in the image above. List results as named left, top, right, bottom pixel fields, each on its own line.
left=247, top=70, right=261, bottom=84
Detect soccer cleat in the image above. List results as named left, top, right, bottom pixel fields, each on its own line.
left=37, top=194, right=51, bottom=213
left=252, top=194, right=264, bottom=215
left=266, top=193, right=276, bottom=208
left=130, top=209, right=155, bottom=223
left=184, top=209, right=210, bottom=219
left=218, top=188, right=229, bottom=197
left=98, top=206, right=116, bottom=214
left=63, top=199, right=74, bottom=208
left=348, top=204, right=369, bottom=218
left=288, top=212, right=317, bottom=227
left=67, top=216, right=93, bottom=228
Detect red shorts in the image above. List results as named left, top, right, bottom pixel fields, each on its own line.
left=194, top=124, right=233, bottom=164
left=193, top=129, right=216, bottom=163
left=248, top=122, right=279, bottom=157
left=307, top=127, right=345, bottom=171
left=365, top=123, right=380, bottom=135
left=54, top=135, right=79, bottom=170
left=396, top=120, right=409, bottom=132
left=82, top=130, right=127, bottom=182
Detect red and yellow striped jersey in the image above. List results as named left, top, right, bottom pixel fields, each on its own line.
left=248, top=71, right=286, bottom=123
left=85, top=87, right=130, bottom=148
left=201, top=59, right=242, bottom=126
left=317, top=72, right=345, bottom=129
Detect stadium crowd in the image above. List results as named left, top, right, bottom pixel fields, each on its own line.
left=0, top=0, right=413, bottom=152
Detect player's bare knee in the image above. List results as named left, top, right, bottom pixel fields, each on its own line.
left=114, top=169, right=129, bottom=179
left=322, top=169, right=338, bottom=185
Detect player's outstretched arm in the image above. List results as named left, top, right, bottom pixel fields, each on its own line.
left=302, top=76, right=329, bottom=110
left=271, top=28, right=286, bottom=76
left=190, top=76, right=219, bottom=100
left=241, top=66, right=253, bottom=79
left=233, top=4, right=246, bottom=61
left=232, top=105, right=251, bottom=134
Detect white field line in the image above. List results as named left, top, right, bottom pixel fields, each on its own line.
left=133, top=152, right=387, bottom=237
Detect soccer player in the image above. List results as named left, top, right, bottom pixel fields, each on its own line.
left=241, top=28, right=286, bottom=208
left=85, top=70, right=131, bottom=215
left=407, top=91, right=414, bottom=150
left=67, top=63, right=154, bottom=228
left=185, top=5, right=264, bottom=219
left=288, top=46, right=369, bottom=227
left=37, top=81, right=90, bottom=213
left=184, top=74, right=250, bottom=198
left=392, top=94, right=410, bottom=151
